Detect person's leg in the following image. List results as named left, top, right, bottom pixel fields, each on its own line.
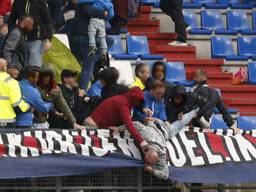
left=167, top=110, right=197, bottom=139
left=97, top=20, right=108, bottom=55
left=88, top=19, right=98, bottom=56
left=25, top=40, right=44, bottom=67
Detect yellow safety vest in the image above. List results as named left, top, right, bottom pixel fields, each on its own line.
left=129, top=77, right=145, bottom=90
left=0, top=72, right=30, bottom=123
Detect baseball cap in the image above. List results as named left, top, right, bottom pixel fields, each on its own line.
left=61, top=69, right=77, bottom=82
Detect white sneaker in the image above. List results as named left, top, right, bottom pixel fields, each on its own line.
left=199, top=116, right=210, bottom=129
left=168, top=41, right=189, bottom=46
left=186, top=26, right=192, bottom=32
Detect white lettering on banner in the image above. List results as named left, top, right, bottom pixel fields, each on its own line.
left=166, top=138, right=186, bottom=167
left=236, top=136, right=256, bottom=161
left=6, top=133, right=26, bottom=157
left=222, top=136, right=241, bottom=162
left=197, top=132, right=223, bottom=164
left=97, top=130, right=117, bottom=151
left=34, top=131, right=52, bottom=155
left=179, top=131, right=205, bottom=166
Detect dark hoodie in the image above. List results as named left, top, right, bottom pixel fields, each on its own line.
left=90, top=87, right=144, bottom=144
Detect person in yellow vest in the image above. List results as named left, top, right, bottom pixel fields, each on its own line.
left=129, top=63, right=150, bottom=90
left=0, top=58, right=30, bottom=128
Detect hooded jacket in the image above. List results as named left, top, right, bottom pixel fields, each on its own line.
left=90, top=87, right=145, bottom=144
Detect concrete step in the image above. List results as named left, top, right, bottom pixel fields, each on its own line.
left=127, top=19, right=160, bottom=33
left=186, top=72, right=233, bottom=84
left=155, top=45, right=196, bottom=59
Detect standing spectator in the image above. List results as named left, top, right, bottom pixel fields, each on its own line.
left=0, top=58, right=30, bottom=128
left=16, top=66, right=52, bottom=128
left=71, top=2, right=114, bottom=92
left=2, top=15, right=34, bottom=73
left=8, top=0, right=53, bottom=68
left=129, top=63, right=150, bottom=90
left=0, top=0, right=13, bottom=25
left=133, top=80, right=168, bottom=124
left=160, top=0, right=190, bottom=46
left=47, top=0, right=63, bottom=28
left=84, top=87, right=148, bottom=148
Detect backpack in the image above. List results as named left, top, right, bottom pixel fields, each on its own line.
left=128, top=0, right=140, bottom=19
left=232, top=67, right=248, bottom=85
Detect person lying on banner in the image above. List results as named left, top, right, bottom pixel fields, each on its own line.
left=118, top=120, right=169, bottom=180
left=83, top=87, right=149, bottom=150
left=190, top=70, right=240, bottom=134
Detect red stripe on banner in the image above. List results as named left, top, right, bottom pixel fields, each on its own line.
left=74, top=135, right=84, bottom=144
left=23, top=136, right=38, bottom=148
left=90, top=134, right=101, bottom=148
left=0, top=144, right=6, bottom=156
left=206, top=133, right=229, bottom=158
left=244, top=135, right=256, bottom=144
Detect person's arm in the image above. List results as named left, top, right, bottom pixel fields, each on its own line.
left=216, top=95, right=234, bottom=127
left=7, top=1, right=18, bottom=30
left=133, top=107, right=147, bottom=123
left=80, top=3, right=105, bottom=18
left=119, top=106, right=144, bottom=144
left=32, top=90, right=52, bottom=113
left=8, top=79, right=30, bottom=114
left=2, top=29, right=19, bottom=64
left=158, top=103, right=167, bottom=122
left=40, top=0, right=53, bottom=40
left=152, top=153, right=169, bottom=180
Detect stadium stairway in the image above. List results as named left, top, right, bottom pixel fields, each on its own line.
left=126, top=6, right=256, bottom=116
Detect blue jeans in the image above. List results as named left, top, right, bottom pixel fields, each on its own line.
left=77, top=35, right=114, bottom=90
left=25, top=40, right=43, bottom=68
left=167, top=109, right=197, bottom=139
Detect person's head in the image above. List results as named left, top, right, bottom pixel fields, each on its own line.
left=61, top=69, right=78, bottom=87
left=152, top=61, right=166, bottom=81
left=172, top=86, right=187, bottom=105
left=135, top=63, right=150, bottom=83
left=194, top=70, right=208, bottom=84
left=7, top=67, right=20, bottom=79
left=98, top=67, right=119, bottom=87
left=23, top=66, right=40, bottom=85
left=18, top=15, right=34, bottom=33
left=0, top=58, right=7, bottom=72
left=38, top=69, right=57, bottom=90
left=149, top=80, right=166, bottom=101
left=125, top=87, right=144, bottom=107
left=144, top=149, right=159, bottom=166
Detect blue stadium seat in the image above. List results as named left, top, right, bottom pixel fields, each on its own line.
left=227, top=11, right=256, bottom=35
left=211, top=115, right=229, bottom=129
left=238, top=116, right=256, bottom=130
left=183, top=10, right=212, bottom=35
left=127, top=36, right=164, bottom=60
left=253, top=11, right=256, bottom=30
left=192, top=0, right=216, bottom=4
left=248, top=62, right=256, bottom=84
left=237, top=37, right=256, bottom=60
left=201, top=10, right=236, bottom=35
left=165, top=62, right=195, bottom=86
left=211, top=37, right=249, bottom=60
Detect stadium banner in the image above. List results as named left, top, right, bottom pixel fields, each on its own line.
left=0, top=128, right=256, bottom=183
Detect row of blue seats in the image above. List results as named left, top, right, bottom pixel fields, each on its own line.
left=142, top=0, right=255, bottom=9
left=211, top=115, right=256, bottom=130
left=109, top=35, right=164, bottom=60
left=184, top=10, right=256, bottom=35
left=211, top=36, right=256, bottom=60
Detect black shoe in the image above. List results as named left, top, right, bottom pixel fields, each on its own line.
left=88, top=46, right=97, bottom=57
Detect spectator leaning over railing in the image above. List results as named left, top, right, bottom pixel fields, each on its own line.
left=129, top=63, right=151, bottom=90
left=16, top=66, right=52, bottom=128
left=8, top=0, right=53, bottom=68
left=2, top=15, right=34, bottom=77
left=0, top=58, right=30, bottom=129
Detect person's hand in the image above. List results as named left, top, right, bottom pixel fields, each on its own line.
left=177, top=112, right=183, bottom=120
left=142, top=108, right=153, bottom=117
left=55, top=111, right=64, bottom=118
left=0, top=17, right=3, bottom=26
left=140, top=140, right=149, bottom=153
left=44, top=40, right=52, bottom=52
left=144, top=117, right=155, bottom=124
left=104, top=11, right=108, bottom=18
left=164, top=121, right=171, bottom=127
left=109, top=126, right=119, bottom=135
left=0, top=24, right=8, bottom=36
left=30, top=106, right=35, bottom=112
left=79, top=89, right=86, bottom=97
left=74, top=122, right=85, bottom=130
left=144, top=165, right=154, bottom=174
left=230, top=124, right=241, bottom=135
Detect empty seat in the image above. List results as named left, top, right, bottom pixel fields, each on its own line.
left=108, top=35, right=123, bottom=55
left=248, top=62, right=256, bottom=84
left=183, top=10, right=212, bottom=35
left=237, top=116, right=256, bottom=131
left=211, top=37, right=249, bottom=60
left=253, top=11, right=256, bottom=30
left=127, top=36, right=164, bottom=60
left=211, top=115, right=229, bottom=129
left=165, top=62, right=195, bottom=86
left=219, top=0, right=239, bottom=4
left=237, top=37, right=256, bottom=60
left=227, top=11, right=256, bottom=35
left=201, top=10, right=236, bottom=34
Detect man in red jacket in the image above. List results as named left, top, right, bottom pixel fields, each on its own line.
left=84, top=87, right=148, bottom=148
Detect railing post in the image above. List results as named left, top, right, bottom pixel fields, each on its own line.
left=217, top=184, right=224, bottom=192
left=137, top=168, right=143, bottom=192
left=55, top=177, right=62, bottom=192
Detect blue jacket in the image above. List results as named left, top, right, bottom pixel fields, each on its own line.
left=78, top=0, right=114, bottom=20
left=87, top=80, right=103, bottom=97
left=133, top=91, right=167, bottom=123
left=16, top=80, right=52, bottom=127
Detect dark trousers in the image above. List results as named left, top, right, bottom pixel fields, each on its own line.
left=160, top=0, right=188, bottom=42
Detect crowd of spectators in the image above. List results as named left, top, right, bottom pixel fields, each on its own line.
left=0, top=0, right=240, bottom=181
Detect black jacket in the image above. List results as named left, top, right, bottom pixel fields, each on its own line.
left=101, top=84, right=129, bottom=100
left=1, top=27, right=25, bottom=71
left=166, top=86, right=205, bottom=123
left=192, top=81, right=234, bottom=127
left=8, top=0, right=53, bottom=41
